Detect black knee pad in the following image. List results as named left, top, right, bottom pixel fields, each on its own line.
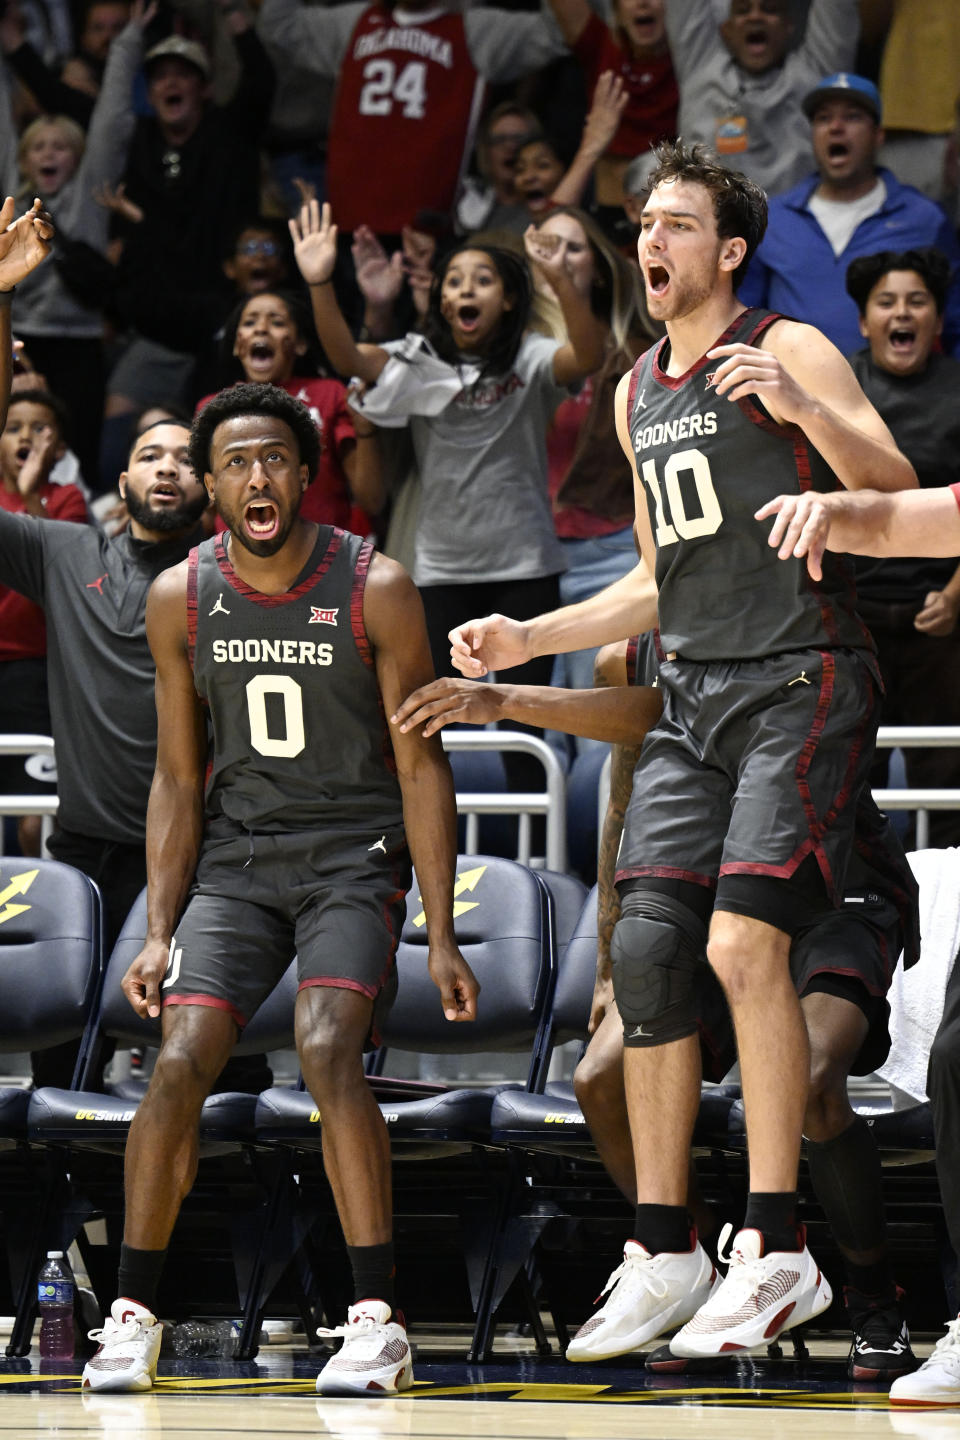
left=611, top=892, right=709, bottom=1048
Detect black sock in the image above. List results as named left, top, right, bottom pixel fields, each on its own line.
left=346, top=1241, right=396, bottom=1310
left=117, top=1243, right=167, bottom=1313
left=805, top=1117, right=888, bottom=1269
left=742, top=1192, right=801, bottom=1253
left=844, top=1259, right=896, bottom=1308
left=633, top=1204, right=691, bottom=1255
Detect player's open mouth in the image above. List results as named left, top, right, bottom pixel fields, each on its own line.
left=15, top=444, right=32, bottom=464
left=647, top=264, right=670, bottom=296
left=524, top=189, right=550, bottom=211
left=457, top=305, right=481, bottom=332
left=827, top=142, right=849, bottom=161
left=888, top=327, right=916, bottom=352
left=245, top=500, right=280, bottom=540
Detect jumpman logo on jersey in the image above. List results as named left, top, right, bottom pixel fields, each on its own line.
left=86, top=573, right=109, bottom=596
left=635, top=386, right=647, bottom=409
left=788, top=671, right=812, bottom=686
left=368, top=836, right=387, bottom=855
left=209, top=592, right=231, bottom=617
left=627, top=1023, right=654, bottom=1039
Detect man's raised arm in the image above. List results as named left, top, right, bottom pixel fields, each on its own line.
left=756, top=486, right=960, bottom=582
left=0, top=196, right=53, bottom=430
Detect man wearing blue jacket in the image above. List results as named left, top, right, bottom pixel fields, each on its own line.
left=739, top=73, right=960, bottom=358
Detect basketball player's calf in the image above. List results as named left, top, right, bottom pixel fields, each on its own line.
left=82, top=1004, right=240, bottom=1392
left=565, top=885, right=719, bottom=1363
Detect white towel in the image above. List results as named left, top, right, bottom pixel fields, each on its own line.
left=352, top=335, right=481, bottom=427
left=877, top=847, right=960, bottom=1106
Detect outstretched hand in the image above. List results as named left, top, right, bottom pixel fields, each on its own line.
left=17, top=423, right=58, bottom=496
left=289, top=199, right=338, bottom=287
left=0, top=198, right=55, bottom=290
left=448, top=612, right=532, bottom=678
left=352, top=225, right=404, bottom=306
left=581, top=70, right=628, bottom=157
left=755, top=492, right=833, bottom=581
left=391, top=676, right=500, bottom=737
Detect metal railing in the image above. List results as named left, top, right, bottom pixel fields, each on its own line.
left=0, top=730, right=569, bottom=873
left=0, top=735, right=57, bottom=854
left=597, top=725, right=960, bottom=854
left=441, top=729, right=567, bottom=872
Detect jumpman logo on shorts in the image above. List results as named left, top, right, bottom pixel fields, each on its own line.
left=368, top=836, right=387, bottom=855
left=209, top=592, right=231, bottom=617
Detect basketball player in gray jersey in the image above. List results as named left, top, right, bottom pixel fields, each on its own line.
left=443, top=139, right=918, bottom=1362
left=82, top=383, right=479, bottom=1398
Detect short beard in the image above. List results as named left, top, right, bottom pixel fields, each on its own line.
left=124, top=488, right=209, bottom=534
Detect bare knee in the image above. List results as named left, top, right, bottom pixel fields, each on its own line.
left=149, top=1035, right=225, bottom=1113
left=574, top=1047, right=622, bottom=1123
left=707, top=926, right=790, bottom=1007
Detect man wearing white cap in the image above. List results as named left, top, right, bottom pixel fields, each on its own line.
left=739, top=70, right=960, bottom=356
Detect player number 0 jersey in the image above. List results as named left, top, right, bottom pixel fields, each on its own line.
left=188, top=528, right=404, bottom=837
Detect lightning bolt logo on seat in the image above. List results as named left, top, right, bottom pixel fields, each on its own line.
left=411, top=865, right=487, bottom=928
left=0, top=869, right=38, bottom=925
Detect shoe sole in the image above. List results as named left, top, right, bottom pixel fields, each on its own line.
left=850, top=1360, right=918, bottom=1381
left=317, top=1359, right=413, bottom=1397
left=566, top=1277, right=716, bottom=1363
left=670, top=1271, right=833, bottom=1358
left=81, top=1371, right=155, bottom=1393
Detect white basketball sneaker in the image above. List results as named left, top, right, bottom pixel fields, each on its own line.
left=890, top=1317, right=960, bottom=1406
left=670, top=1224, right=832, bottom=1358
left=565, top=1237, right=718, bottom=1362
left=316, top=1300, right=413, bottom=1397
left=82, top=1298, right=163, bottom=1392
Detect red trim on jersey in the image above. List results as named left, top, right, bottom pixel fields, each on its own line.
left=625, top=633, right=640, bottom=687
left=350, top=540, right=375, bottom=670
left=350, top=541, right=399, bottom=777
left=650, top=309, right=755, bottom=391
left=186, top=547, right=199, bottom=670
left=626, top=355, right=645, bottom=420
left=615, top=865, right=717, bottom=889
left=162, top=993, right=248, bottom=1028
left=213, top=528, right=343, bottom=607
left=952, top=481, right=960, bottom=512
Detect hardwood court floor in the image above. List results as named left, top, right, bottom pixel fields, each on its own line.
left=0, top=1340, right=955, bottom=1440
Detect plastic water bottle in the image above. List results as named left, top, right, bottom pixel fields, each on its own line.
left=37, top=1251, right=75, bottom=1360
left=172, top=1320, right=241, bottom=1358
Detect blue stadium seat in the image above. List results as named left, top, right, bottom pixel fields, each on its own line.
left=253, top=854, right=557, bottom=1358
left=25, top=888, right=299, bottom=1355
left=0, top=859, right=103, bottom=1356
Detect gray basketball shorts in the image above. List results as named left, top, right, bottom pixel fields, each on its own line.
left=616, top=647, right=879, bottom=912
left=162, top=825, right=411, bottom=1032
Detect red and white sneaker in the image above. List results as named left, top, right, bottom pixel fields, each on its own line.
left=316, top=1300, right=413, bottom=1396
left=670, top=1224, right=832, bottom=1358
left=81, top=1298, right=163, bottom=1392
left=565, top=1237, right=717, bottom=1362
